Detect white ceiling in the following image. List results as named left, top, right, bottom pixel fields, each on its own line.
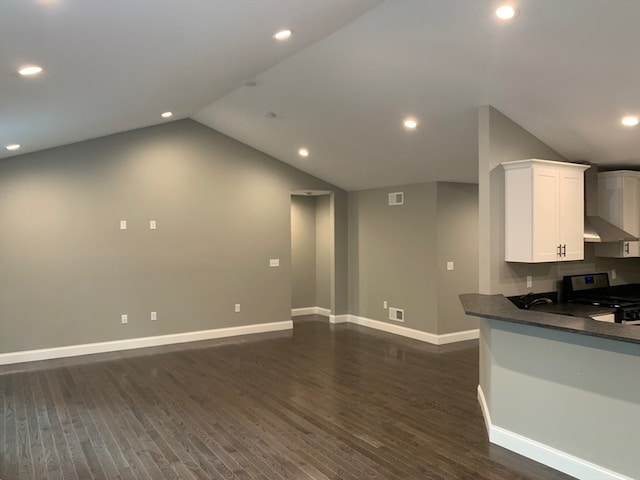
left=2, top=0, right=639, bottom=191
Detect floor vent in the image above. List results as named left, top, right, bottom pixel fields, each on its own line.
left=389, top=307, right=404, bottom=322
left=388, top=192, right=404, bottom=206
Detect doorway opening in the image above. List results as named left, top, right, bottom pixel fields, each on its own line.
left=290, top=190, right=334, bottom=319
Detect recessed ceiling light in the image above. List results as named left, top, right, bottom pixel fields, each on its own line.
left=496, top=5, right=517, bottom=20
left=5, top=144, right=21, bottom=151
left=161, top=111, right=173, bottom=119
left=403, top=118, right=418, bottom=130
left=621, top=116, right=639, bottom=127
left=273, top=29, right=292, bottom=41
left=18, top=65, right=43, bottom=76
left=298, top=147, right=309, bottom=157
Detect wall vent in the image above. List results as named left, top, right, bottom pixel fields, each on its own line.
left=389, top=307, right=404, bottom=322
left=388, top=192, right=404, bottom=206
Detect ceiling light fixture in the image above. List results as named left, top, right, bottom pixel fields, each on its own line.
left=5, top=144, right=21, bottom=151
left=298, top=147, right=309, bottom=157
left=621, top=116, right=639, bottom=127
left=18, top=65, right=43, bottom=76
left=161, top=111, right=173, bottom=119
left=273, top=29, right=292, bottom=41
left=495, top=5, right=517, bottom=20
left=403, top=118, right=418, bottom=130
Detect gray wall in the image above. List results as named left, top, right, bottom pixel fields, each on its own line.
left=436, top=183, right=479, bottom=334
left=290, top=195, right=317, bottom=309
left=485, top=318, right=640, bottom=479
left=0, top=119, right=347, bottom=353
left=348, top=182, right=478, bottom=335
left=315, top=195, right=331, bottom=309
left=478, top=106, right=640, bottom=297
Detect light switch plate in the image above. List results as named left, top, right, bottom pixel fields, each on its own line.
left=120, top=220, right=127, bottom=230
left=269, top=258, right=280, bottom=267
left=150, top=220, right=156, bottom=230
left=151, top=311, right=157, bottom=321
left=526, top=275, right=532, bottom=288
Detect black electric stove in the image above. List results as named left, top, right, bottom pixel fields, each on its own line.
left=563, top=273, right=640, bottom=323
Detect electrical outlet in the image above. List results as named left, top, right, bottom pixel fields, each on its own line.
left=383, top=300, right=388, bottom=309
left=526, top=276, right=532, bottom=288
left=611, top=269, right=617, bottom=280
left=121, top=314, right=128, bottom=324
left=120, top=220, right=127, bottom=230
left=235, top=304, right=240, bottom=313
left=447, top=261, right=454, bottom=271
left=269, top=258, right=280, bottom=267
left=149, top=220, right=157, bottom=230
left=151, top=311, right=157, bottom=321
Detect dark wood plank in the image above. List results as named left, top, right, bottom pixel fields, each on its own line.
left=0, top=317, right=574, bottom=480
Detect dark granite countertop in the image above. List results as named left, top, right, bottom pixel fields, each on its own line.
left=460, top=293, right=640, bottom=345
left=527, top=302, right=615, bottom=317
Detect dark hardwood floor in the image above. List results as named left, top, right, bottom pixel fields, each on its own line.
left=0, top=316, right=573, bottom=480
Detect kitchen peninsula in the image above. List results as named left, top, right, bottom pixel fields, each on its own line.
left=460, top=294, right=640, bottom=480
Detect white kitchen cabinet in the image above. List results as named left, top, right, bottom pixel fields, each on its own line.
left=595, top=170, right=640, bottom=258
left=503, top=159, right=589, bottom=263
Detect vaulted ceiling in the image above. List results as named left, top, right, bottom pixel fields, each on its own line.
left=2, top=0, right=639, bottom=190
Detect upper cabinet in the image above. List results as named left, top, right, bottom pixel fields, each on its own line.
left=503, top=159, right=589, bottom=263
left=595, top=171, right=640, bottom=258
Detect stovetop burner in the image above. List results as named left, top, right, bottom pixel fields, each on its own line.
left=563, top=273, right=640, bottom=323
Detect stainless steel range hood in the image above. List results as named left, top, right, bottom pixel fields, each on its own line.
left=583, top=165, right=638, bottom=243
left=584, top=215, right=638, bottom=243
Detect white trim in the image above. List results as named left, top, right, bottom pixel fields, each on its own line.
left=0, top=321, right=293, bottom=366
left=489, top=426, right=634, bottom=480
left=478, top=385, right=633, bottom=480
left=347, top=315, right=479, bottom=345
left=477, top=385, right=492, bottom=435
left=291, top=307, right=331, bottom=317
left=329, top=314, right=349, bottom=324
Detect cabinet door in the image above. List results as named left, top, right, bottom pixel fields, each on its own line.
left=531, top=167, right=561, bottom=262
left=621, top=176, right=640, bottom=257
left=559, top=167, right=585, bottom=261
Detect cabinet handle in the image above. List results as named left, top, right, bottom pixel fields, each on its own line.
left=557, top=244, right=562, bottom=257
left=625, top=242, right=630, bottom=254
left=562, top=244, right=567, bottom=257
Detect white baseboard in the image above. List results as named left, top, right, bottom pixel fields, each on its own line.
left=329, top=314, right=349, bottom=324
left=347, top=315, right=479, bottom=345
left=0, top=321, right=293, bottom=366
left=477, top=385, right=492, bottom=435
left=291, top=307, right=331, bottom=317
left=478, top=385, right=633, bottom=480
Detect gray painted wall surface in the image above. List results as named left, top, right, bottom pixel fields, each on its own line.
left=348, top=182, right=479, bottom=334
left=0, top=119, right=346, bottom=353
left=436, top=183, right=479, bottom=334
left=315, top=195, right=331, bottom=309
left=348, top=183, right=438, bottom=332
left=290, top=196, right=316, bottom=309
left=485, top=318, right=640, bottom=479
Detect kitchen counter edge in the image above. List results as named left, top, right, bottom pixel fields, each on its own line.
left=459, top=293, right=640, bottom=345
